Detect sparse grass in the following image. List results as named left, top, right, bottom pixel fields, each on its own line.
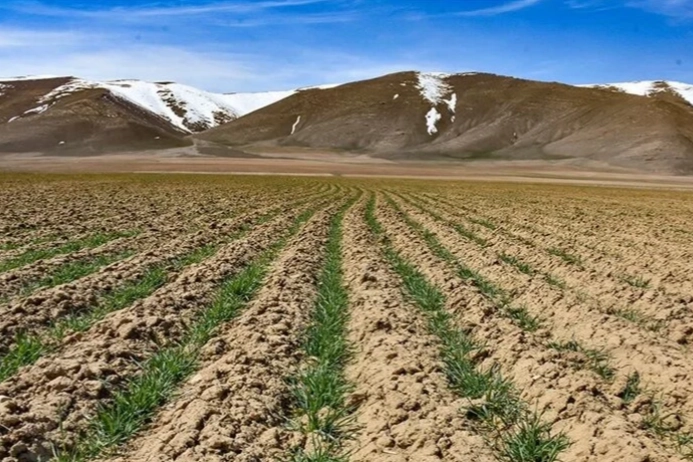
left=21, top=252, right=133, bottom=296
left=0, top=231, right=136, bottom=274
left=0, top=266, right=167, bottom=382
left=0, top=333, right=45, bottom=382
left=286, top=198, right=358, bottom=460
left=619, top=372, right=641, bottom=403
left=548, top=247, right=582, bottom=267
left=0, top=241, right=22, bottom=251
left=505, top=306, right=542, bottom=332
left=365, top=195, right=569, bottom=462
left=51, top=209, right=316, bottom=462
left=470, top=217, right=497, bottom=230
left=544, top=274, right=566, bottom=289
left=396, top=193, right=488, bottom=247
left=496, top=414, right=572, bottom=462
left=499, top=253, right=535, bottom=276
left=640, top=397, right=693, bottom=459
left=548, top=340, right=615, bottom=381
left=384, top=195, right=542, bottom=333
left=620, top=274, right=651, bottom=289
left=607, top=307, right=645, bottom=324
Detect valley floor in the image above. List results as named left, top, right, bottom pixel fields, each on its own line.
left=1, top=148, right=693, bottom=189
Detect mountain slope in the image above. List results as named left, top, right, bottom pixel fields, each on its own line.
left=0, top=76, right=301, bottom=154
left=198, top=71, right=693, bottom=174
left=581, top=81, right=693, bottom=108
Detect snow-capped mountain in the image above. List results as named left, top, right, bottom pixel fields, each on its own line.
left=580, top=80, right=693, bottom=107
left=0, top=76, right=302, bottom=133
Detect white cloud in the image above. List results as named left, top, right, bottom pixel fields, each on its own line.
left=626, top=0, right=693, bottom=17
left=4, top=0, right=332, bottom=18
left=0, top=27, right=89, bottom=48
left=454, top=0, right=543, bottom=16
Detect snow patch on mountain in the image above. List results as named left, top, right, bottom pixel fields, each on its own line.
left=582, top=80, right=693, bottom=107
left=425, top=108, right=441, bottom=135
left=16, top=78, right=311, bottom=133
left=416, top=72, right=452, bottom=105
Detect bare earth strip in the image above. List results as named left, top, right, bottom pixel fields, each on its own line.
left=389, top=194, right=693, bottom=435
left=405, top=192, right=693, bottom=344
left=424, top=191, right=693, bottom=309
left=341, top=199, right=496, bottom=462
left=373, top=195, right=682, bottom=462
left=0, top=188, right=330, bottom=353
left=0, top=209, right=312, bottom=462
left=104, top=206, right=337, bottom=462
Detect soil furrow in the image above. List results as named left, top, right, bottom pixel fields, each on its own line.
left=408, top=192, right=693, bottom=333
left=102, top=206, right=338, bottom=462
left=374, top=195, right=684, bottom=462
left=0, top=196, right=314, bottom=354
left=0, top=208, right=314, bottom=462
left=341, top=199, right=496, bottom=462
left=389, top=193, right=693, bottom=434
left=423, top=192, right=693, bottom=301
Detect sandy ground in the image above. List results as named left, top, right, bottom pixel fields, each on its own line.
left=1, top=150, right=693, bottom=189
left=1, top=175, right=693, bottom=462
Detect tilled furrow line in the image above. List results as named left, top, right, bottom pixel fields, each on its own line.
left=0, top=186, right=333, bottom=303
left=0, top=231, right=157, bottom=298
left=0, top=192, right=266, bottom=262
left=390, top=195, right=693, bottom=430
left=427, top=193, right=693, bottom=295
left=0, top=209, right=313, bottom=462
left=411, top=193, right=693, bottom=326
left=397, top=193, right=692, bottom=339
left=341, top=200, right=496, bottom=462
left=374, top=196, right=685, bottom=462
left=0, top=193, right=327, bottom=354
left=103, top=208, right=336, bottom=462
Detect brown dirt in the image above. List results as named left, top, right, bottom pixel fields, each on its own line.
left=405, top=191, right=693, bottom=333
left=0, top=174, right=691, bottom=462
left=104, top=206, right=337, bottom=462
left=374, top=195, right=684, bottom=461
left=0, top=208, right=312, bottom=461
left=198, top=71, right=693, bottom=174
left=341, top=200, right=495, bottom=462
left=384, top=194, right=693, bottom=439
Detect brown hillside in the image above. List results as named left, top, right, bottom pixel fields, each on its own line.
left=0, top=78, right=190, bottom=154
left=198, top=72, right=693, bottom=174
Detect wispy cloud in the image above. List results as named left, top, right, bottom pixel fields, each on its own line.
left=626, top=0, right=693, bottom=17
left=0, top=27, right=90, bottom=48
left=4, top=0, right=333, bottom=18
left=454, top=0, right=543, bottom=16
left=566, top=0, right=693, bottom=17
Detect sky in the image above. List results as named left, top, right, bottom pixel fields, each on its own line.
left=0, top=0, right=692, bottom=92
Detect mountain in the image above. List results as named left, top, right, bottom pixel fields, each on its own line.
left=2, top=72, right=693, bottom=174
left=197, top=71, right=693, bottom=174
left=0, top=76, right=297, bottom=154
left=581, top=81, right=693, bottom=108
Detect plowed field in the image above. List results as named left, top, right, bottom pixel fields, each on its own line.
left=0, top=174, right=692, bottom=462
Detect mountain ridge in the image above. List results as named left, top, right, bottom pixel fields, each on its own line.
left=1, top=72, right=693, bottom=174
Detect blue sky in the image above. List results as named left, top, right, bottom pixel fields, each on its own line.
left=0, top=0, right=691, bottom=92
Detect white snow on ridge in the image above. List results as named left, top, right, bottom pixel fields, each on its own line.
left=13, top=77, right=316, bottom=132
left=417, top=73, right=456, bottom=135
left=581, top=80, right=693, bottom=107
left=416, top=72, right=452, bottom=105
left=425, top=108, right=442, bottom=135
